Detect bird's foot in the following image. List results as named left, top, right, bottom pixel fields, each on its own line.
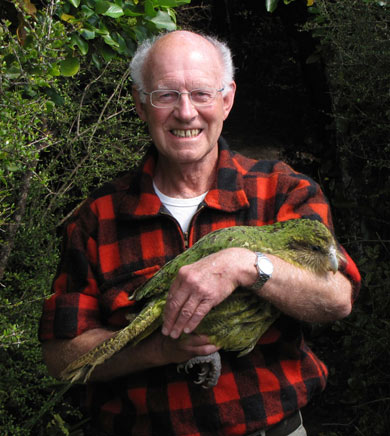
left=177, top=351, right=221, bottom=389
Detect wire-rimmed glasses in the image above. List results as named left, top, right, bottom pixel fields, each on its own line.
left=143, top=88, right=224, bottom=108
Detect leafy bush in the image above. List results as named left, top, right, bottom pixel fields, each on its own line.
left=302, top=1, right=390, bottom=434
left=0, top=2, right=157, bottom=433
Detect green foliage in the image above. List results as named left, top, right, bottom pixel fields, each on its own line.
left=0, top=63, right=148, bottom=436
left=3, top=0, right=189, bottom=80
left=56, top=0, right=190, bottom=68
left=302, top=1, right=390, bottom=434
left=307, top=0, right=390, bottom=168
left=0, top=0, right=177, bottom=432
left=266, top=0, right=313, bottom=13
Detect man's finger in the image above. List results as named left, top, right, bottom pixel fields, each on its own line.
left=167, top=299, right=212, bottom=339
left=163, top=294, right=200, bottom=338
left=182, top=300, right=212, bottom=334
left=161, top=275, right=191, bottom=336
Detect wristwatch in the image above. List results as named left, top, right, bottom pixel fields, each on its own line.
left=252, top=252, right=273, bottom=290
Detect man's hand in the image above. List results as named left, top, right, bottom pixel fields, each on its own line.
left=162, top=248, right=257, bottom=339
left=158, top=332, right=220, bottom=364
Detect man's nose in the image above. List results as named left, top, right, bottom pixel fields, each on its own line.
left=173, top=93, right=198, bottom=120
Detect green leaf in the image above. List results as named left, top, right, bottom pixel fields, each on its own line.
left=59, top=57, right=80, bottom=76
left=24, top=85, right=37, bottom=97
left=166, top=7, right=176, bottom=24
left=144, top=0, right=156, bottom=17
left=130, top=23, right=149, bottom=42
left=123, top=4, right=143, bottom=16
left=84, top=0, right=96, bottom=8
left=69, top=0, right=81, bottom=7
left=71, top=34, right=89, bottom=55
left=95, top=23, right=110, bottom=35
left=80, top=28, right=96, bottom=40
left=91, top=53, right=102, bottom=69
left=266, top=0, right=280, bottom=13
left=103, top=33, right=120, bottom=48
left=48, top=64, right=61, bottom=76
left=45, top=100, right=55, bottom=113
left=153, top=0, right=190, bottom=6
left=60, top=13, right=76, bottom=22
left=5, top=65, right=21, bottom=79
left=7, top=164, right=20, bottom=172
left=80, top=4, right=95, bottom=18
left=33, top=77, right=49, bottom=87
left=99, top=45, right=116, bottom=62
left=43, top=88, right=65, bottom=106
left=147, top=10, right=176, bottom=30
left=103, top=4, right=124, bottom=18
left=95, top=1, right=110, bottom=14
left=112, top=32, right=127, bottom=54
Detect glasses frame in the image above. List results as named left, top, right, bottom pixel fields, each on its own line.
left=142, top=88, right=225, bottom=109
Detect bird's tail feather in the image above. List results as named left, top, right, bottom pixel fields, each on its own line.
left=60, top=298, right=165, bottom=383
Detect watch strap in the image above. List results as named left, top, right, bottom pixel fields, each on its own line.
left=252, top=252, right=273, bottom=291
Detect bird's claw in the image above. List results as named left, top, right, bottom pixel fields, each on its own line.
left=177, top=351, right=221, bottom=389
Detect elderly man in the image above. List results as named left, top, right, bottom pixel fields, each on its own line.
left=40, top=31, right=360, bottom=436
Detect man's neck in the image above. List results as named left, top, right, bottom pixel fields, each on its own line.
left=154, top=154, right=217, bottom=199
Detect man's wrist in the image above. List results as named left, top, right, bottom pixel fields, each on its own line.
left=251, top=252, right=274, bottom=291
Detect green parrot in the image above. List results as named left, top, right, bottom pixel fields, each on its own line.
left=60, top=219, right=343, bottom=388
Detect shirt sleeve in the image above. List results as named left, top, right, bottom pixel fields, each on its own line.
left=38, top=199, right=134, bottom=342
left=38, top=201, right=101, bottom=341
left=272, top=163, right=361, bottom=300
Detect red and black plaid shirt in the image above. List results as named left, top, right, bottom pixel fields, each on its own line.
left=39, top=138, right=360, bottom=436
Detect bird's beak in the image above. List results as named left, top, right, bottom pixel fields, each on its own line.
left=329, top=246, right=339, bottom=273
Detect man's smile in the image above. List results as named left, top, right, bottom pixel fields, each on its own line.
left=171, top=129, right=202, bottom=138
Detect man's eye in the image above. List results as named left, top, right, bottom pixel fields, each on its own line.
left=156, top=91, right=177, bottom=101
left=192, top=90, right=212, bottom=101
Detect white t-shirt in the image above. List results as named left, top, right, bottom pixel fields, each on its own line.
left=153, top=182, right=208, bottom=233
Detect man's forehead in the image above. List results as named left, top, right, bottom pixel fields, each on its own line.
left=144, top=32, right=223, bottom=87
left=148, top=32, right=220, bottom=66
left=154, top=76, right=218, bottom=90
left=154, top=31, right=215, bottom=52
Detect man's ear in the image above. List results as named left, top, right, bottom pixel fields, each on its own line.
left=132, top=86, right=148, bottom=122
left=222, top=81, right=236, bottom=121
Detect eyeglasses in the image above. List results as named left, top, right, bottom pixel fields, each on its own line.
left=143, top=88, right=224, bottom=108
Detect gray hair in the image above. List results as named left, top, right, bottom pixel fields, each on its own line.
left=129, top=32, right=235, bottom=103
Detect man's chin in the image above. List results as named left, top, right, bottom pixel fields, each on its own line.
left=162, top=145, right=216, bottom=166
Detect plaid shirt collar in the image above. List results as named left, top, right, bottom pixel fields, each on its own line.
left=117, top=137, right=250, bottom=219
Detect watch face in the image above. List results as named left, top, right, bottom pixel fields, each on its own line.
left=259, top=257, right=273, bottom=275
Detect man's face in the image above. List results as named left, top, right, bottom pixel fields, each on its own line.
left=134, top=32, right=236, bottom=166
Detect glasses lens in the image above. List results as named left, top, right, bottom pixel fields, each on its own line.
left=151, top=90, right=179, bottom=107
left=190, top=89, right=216, bottom=106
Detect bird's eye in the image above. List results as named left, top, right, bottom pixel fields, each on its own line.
left=312, top=245, right=321, bottom=252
